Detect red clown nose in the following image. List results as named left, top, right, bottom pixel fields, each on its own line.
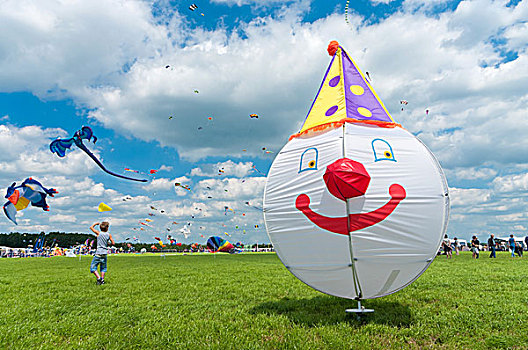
left=323, top=158, right=371, bottom=201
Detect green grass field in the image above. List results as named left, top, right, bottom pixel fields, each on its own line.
left=0, top=252, right=527, bottom=349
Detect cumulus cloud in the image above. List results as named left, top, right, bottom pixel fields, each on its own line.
left=49, top=214, right=77, bottom=223
left=448, top=167, right=497, bottom=181
left=159, top=165, right=173, bottom=172
left=193, top=176, right=266, bottom=200
left=190, top=160, right=255, bottom=177
left=1, top=0, right=526, bottom=169
left=449, top=187, right=491, bottom=207
left=492, top=173, right=528, bottom=193
left=142, top=176, right=190, bottom=194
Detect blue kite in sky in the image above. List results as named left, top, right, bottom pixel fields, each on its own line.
left=3, top=178, right=58, bottom=225
left=50, top=126, right=147, bottom=182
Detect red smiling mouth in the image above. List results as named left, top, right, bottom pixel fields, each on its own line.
left=295, top=158, right=406, bottom=235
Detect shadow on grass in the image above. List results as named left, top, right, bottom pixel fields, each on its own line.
left=251, top=295, right=413, bottom=328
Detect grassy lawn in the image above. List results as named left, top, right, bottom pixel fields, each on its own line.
left=0, top=251, right=527, bottom=349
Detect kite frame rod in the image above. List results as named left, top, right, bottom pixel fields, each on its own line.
left=342, top=125, right=363, bottom=300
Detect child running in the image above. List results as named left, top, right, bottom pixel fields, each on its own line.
left=89, top=221, right=115, bottom=285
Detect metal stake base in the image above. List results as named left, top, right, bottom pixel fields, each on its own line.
left=345, top=300, right=374, bottom=320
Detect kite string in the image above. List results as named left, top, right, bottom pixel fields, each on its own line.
left=345, top=0, right=350, bottom=24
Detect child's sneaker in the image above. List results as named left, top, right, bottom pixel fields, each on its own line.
left=96, top=278, right=103, bottom=285
left=100, top=279, right=105, bottom=285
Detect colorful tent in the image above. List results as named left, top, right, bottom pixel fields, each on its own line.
left=263, top=41, right=449, bottom=300
left=3, top=178, right=58, bottom=225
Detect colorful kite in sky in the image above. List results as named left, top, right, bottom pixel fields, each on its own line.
left=50, top=126, right=147, bottom=182
left=155, top=236, right=165, bottom=247
left=3, top=178, right=57, bottom=225
left=206, top=236, right=236, bottom=254
left=180, top=225, right=191, bottom=239
left=175, top=183, right=191, bottom=191
left=251, top=165, right=265, bottom=176
left=224, top=206, right=235, bottom=215
left=263, top=41, right=449, bottom=302
left=98, top=202, right=112, bottom=212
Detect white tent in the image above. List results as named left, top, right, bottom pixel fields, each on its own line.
left=64, top=249, right=76, bottom=257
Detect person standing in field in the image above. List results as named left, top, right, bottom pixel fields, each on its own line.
left=442, top=234, right=452, bottom=259
left=453, top=237, right=460, bottom=256
left=488, top=234, right=496, bottom=258
left=515, top=242, right=523, bottom=257
left=508, top=234, right=516, bottom=258
left=471, top=235, right=480, bottom=259
left=89, top=222, right=115, bottom=285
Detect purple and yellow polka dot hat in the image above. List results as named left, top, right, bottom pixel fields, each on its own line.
left=295, top=41, right=396, bottom=138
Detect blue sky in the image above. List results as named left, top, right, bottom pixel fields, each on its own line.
left=1, top=0, right=527, bottom=244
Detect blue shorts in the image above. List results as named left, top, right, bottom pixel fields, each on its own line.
left=90, top=255, right=107, bottom=273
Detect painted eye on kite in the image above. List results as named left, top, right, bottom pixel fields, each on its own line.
left=299, top=147, right=318, bottom=173
left=372, top=138, right=396, bottom=162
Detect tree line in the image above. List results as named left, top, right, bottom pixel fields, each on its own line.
left=0, top=232, right=273, bottom=251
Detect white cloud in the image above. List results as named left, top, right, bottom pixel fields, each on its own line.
left=0, top=0, right=167, bottom=97
left=493, top=173, right=528, bottom=193
left=448, top=167, right=497, bottom=181
left=449, top=187, right=491, bottom=207
left=159, top=165, right=173, bottom=172
left=190, top=160, right=255, bottom=177
left=495, top=212, right=526, bottom=223
left=142, top=176, right=190, bottom=194
left=1, top=0, right=526, bottom=168
left=49, top=214, right=76, bottom=223
left=504, top=21, right=528, bottom=52
left=193, top=176, right=266, bottom=200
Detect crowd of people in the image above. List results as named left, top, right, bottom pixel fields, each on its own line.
left=0, top=244, right=130, bottom=259
left=441, top=234, right=528, bottom=259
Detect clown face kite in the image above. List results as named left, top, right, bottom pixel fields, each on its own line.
left=263, top=41, right=449, bottom=300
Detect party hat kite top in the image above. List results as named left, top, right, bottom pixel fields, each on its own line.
left=297, top=41, right=395, bottom=136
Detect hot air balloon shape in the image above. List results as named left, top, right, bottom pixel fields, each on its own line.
left=263, top=41, right=449, bottom=315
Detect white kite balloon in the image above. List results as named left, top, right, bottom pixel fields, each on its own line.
left=263, top=41, right=449, bottom=302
